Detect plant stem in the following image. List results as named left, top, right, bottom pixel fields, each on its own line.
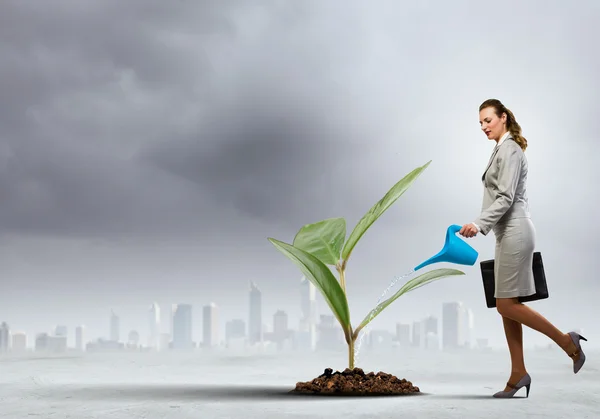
left=348, top=335, right=355, bottom=369
left=352, top=326, right=361, bottom=342
left=338, top=260, right=351, bottom=367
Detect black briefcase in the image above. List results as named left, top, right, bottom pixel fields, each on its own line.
left=480, top=251, right=549, bottom=308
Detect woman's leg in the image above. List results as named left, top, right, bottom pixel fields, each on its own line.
left=501, top=314, right=527, bottom=391
left=495, top=219, right=581, bottom=364
left=496, top=298, right=579, bottom=360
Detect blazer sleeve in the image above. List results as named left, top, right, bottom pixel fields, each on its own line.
left=473, top=145, right=522, bottom=235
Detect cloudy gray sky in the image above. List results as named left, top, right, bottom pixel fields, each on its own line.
left=1, top=0, right=598, bottom=349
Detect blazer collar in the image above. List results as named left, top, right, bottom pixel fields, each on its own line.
left=496, top=131, right=513, bottom=148
left=482, top=132, right=514, bottom=179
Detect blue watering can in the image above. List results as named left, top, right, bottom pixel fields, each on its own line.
left=414, top=224, right=479, bottom=271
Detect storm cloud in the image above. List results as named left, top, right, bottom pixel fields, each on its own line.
left=2, top=0, right=598, bottom=241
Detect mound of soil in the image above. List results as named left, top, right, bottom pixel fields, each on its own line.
left=290, top=367, right=420, bottom=396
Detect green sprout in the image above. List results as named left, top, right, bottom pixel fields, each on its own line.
left=268, top=160, right=465, bottom=369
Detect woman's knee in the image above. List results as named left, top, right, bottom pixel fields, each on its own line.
left=496, top=298, right=518, bottom=316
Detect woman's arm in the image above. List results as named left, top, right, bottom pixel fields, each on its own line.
left=473, top=144, right=522, bottom=235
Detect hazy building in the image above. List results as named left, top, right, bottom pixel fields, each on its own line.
left=202, top=303, right=219, bottom=348
left=148, top=302, right=160, bottom=350
left=464, top=308, right=474, bottom=349
left=422, top=315, right=438, bottom=349
left=110, top=310, right=120, bottom=342
left=0, top=322, right=10, bottom=352
left=425, top=332, right=440, bottom=350
left=225, top=319, right=245, bottom=347
left=35, top=333, right=67, bottom=353
left=273, top=310, right=289, bottom=350
left=11, top=332, right=27, bottom=352
left=412, top=320, right=421, bottom=348
left=225, top=319, right=245, bottom=341
left=86, top=338, right=124, bottom=352
left=35, top=333, right=48, bottom=352
left=297, top=276, right=317, bottom=350
left=55, top=325, right=68, bottom=338
left=172, top=304, right=193, bottom=350
left=273, top=310, right=288, bottom=336
left=316, top=315, right=343, bottom=351
left=395, top=323, right=410, bottom=346
left=423, top=316, right=438, bottom=335
left=128, top=330, right=140, bottom=347
left=370, top=329, right=393, bottom=352
left=75, top=325, right=85, bottom=351
left=443, top=302, right=464, bottom=350
left=248, top=281, right=262, bottom=345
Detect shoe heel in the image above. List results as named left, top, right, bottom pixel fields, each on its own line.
left=525, top=383, right=531, bottom=398
left=579, top=334, right=587, bottom=342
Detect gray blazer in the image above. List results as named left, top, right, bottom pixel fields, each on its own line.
left=473, top=134, right=530, bottom=236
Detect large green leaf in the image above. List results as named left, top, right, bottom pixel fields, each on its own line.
left=341, top=160, right=431, bottom=261
left=293, top=218, right=346, bottom=266
left=268, top=238, right=351, bottom=328
left=355, top=268, right=464, bottom=332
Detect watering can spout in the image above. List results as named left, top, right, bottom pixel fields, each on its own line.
left=414, top=224, right=479, bottom=271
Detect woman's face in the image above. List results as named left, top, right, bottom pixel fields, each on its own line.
left=479, top=106, right=507, bottom=141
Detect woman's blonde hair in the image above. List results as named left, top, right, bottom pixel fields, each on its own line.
left=479, top=99, right=527, bottom=151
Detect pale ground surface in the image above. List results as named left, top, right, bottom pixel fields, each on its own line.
left=0, top=347, right=598, bottom=418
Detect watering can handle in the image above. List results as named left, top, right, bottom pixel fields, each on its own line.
left=448, top=224, right=462, bottom=235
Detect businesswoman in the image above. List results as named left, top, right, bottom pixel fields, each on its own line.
left=459, top=99, right=587, bottom=398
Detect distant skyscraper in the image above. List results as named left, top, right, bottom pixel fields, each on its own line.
left=110, top=310, right=120, bottom=342
left=273, top=309, right=288, bottom=348
left=300, top=276, right=317, bottom=324
left=75, top=325, right=85, bottom=351
left=0, top=322, right=10, bottom=352
left=172, top=304, right=193, bottom=350
left=248, top=281, right=262, bottom=345
left=298, top=276, right=317, bottom=350
left=442, top=302, right=464, bottom=350
left=464, top=308, right=474, bottom=348
left=202, top=303, right=219, bottom=348
left=148, top=302, right=160, bottom=350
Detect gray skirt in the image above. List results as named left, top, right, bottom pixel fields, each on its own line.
left=492, top=217, right=536, bottom=299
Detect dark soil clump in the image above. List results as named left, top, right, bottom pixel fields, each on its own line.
left=290, top=367, right=420, bottom=396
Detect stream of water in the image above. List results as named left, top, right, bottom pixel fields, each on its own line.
left=353, top=269, right=415, bottom=365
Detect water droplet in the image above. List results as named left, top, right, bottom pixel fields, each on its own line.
left=354, top=269, right=415, bottom=365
